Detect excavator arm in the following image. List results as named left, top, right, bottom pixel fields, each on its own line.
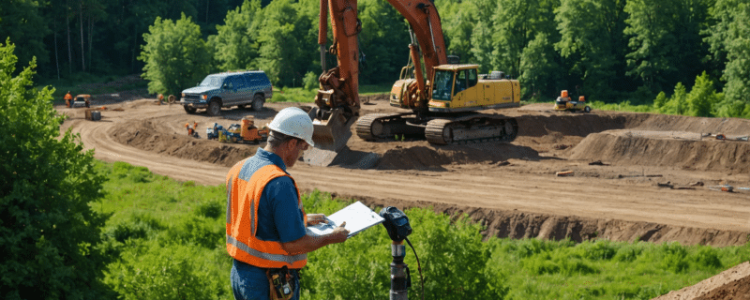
left=306, top=0, right=448, bottom=166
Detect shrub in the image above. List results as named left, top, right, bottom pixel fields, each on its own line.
left=105, top=240, right=224, bottom=300
left=0, top=38, right=113, bottom=299
left=303, top=71, right=319, bottom=90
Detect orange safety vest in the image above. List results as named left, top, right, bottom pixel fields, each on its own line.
left=226, top=162, right=308, bottom=269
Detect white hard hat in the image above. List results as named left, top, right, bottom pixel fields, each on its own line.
left=268, top=107, right=314, bottom=147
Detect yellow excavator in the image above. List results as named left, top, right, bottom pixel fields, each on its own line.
left=306, top=0, right=520, bottom=166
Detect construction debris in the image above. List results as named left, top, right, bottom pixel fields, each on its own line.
left=657, top=182, right=674, bottom=188
left=709, top=185, right=735, bottom=192
left=657, top=181, right=697, bottom=190
left=84, top=109, right=101, bottom=121
left=618, top=174, right=663, bottom=178
left=701, top=133, right=750, bottom=141
left=589, top=160, right=609, bottom=166
left=556, top=170, right=574, bottom=177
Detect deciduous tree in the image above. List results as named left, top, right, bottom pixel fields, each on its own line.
left=555, top=0, right=628, bottom=100
left=209, top=0, right=262, bottom=71
left=0, top=38, right=113, bottom=300
left=138, top=14, right=212, bottom=97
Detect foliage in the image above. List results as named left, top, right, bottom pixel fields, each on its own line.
left=91, top=161, right=750, bottom=300
left=623, top=0, right=710, bottom=93
left=255, top=0, right=309, bottom=87
left=660, top=82, right=689, bottom=115
left=138, top=13, right=212, bottom=97
left=491, top=0, right=558, bottom=79
left=104, top=240, right=224, bottom=300
left=357, top=0, right=412, bottom=84
left=303, top=71, right=318, bottom=90
left=708, top=1, right=750, bottom=118
left=0, top=39, right=113, bottom=299
left=7, top=0, right=750, bottom=112
left=555, top=0, right=628, bottom=100
left=520, top=33, right=561, bottom=100
left=0, top=0, right=49, bottom=68
left=210, top=0, right=262, bottom=71
left=269, top=87, right=317, bottom=103
left=686, top=72, right=722, bottom=117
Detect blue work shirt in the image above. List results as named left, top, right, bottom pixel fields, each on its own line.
left=231, top=148, right=306, bottom=300
left=241, top=147, right=306, bottom=243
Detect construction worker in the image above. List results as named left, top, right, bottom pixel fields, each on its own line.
left=226, top=107, right=348, bottom=300
left=64, top=91, right=73, bottom=108
left=158, top=94, right=164, bottom=105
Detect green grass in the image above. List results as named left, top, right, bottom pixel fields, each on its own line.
left=359, top=83, right=392, bottom=95
left=38, top=73, right=147, bottom=105
left=269, top=87, right=318, bottom=103
left=92, top=160, right=750, bottom=299
left=269, top=84, right=392, bottom=103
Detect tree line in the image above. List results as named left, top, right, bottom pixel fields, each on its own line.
left=3, top=0, right=749, bottom=117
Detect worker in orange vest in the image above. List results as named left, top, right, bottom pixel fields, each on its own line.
left=185, top=122, right=199, bottom=137
left=226, top=107, right=348, bottom=300
left=64, top=91, right=73, bottom=107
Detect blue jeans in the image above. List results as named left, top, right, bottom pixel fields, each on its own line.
left=231, top=259, right=300, bottom=300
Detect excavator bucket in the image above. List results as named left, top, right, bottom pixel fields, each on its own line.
left=303, top=108, right=358, bottom=166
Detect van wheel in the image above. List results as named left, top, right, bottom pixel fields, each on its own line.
left=252, top=95, right=264, bottom=112
left=208, top=100, right=222, bottom=116
left=184, top=105, right=197, bottom=114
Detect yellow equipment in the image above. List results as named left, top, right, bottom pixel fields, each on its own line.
left=305, top=0, right=520, bottom=166
left=553, top=90, right=592, bottom=113
left=218, top=116, right=270, bottom=144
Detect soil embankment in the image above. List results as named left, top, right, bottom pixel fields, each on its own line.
left=59, top=100, right=750, bottom=248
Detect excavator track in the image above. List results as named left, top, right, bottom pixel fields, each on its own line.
left=425, top=114, right=518, bottom=145
left=356, top=113, right=416, bottom=140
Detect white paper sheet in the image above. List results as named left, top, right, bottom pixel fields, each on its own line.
left=306, top=201, right=384, bottom=238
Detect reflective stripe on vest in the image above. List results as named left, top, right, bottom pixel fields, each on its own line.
left=226, top=162, right=308, bottom=269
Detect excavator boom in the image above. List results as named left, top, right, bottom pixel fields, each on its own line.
left=305, top=0, right=448, bottom=166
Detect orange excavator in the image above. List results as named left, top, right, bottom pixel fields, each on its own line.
left=306, top=0, right=521, bottom=166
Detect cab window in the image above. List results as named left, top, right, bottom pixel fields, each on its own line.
left=454, top=70, right=468, bottom=94
left=467, top=69, right=477, bottom=88
left=222, top=78, right=233, bottom=90
left=432, top=70, right=454, bottom=100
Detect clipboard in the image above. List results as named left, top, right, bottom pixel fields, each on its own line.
left=306, top=201, right=384, bottom=238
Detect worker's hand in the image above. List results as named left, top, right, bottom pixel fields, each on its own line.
left=328, top=222, right=349, bottom=244
left=307, top=214, right=328, bottom=226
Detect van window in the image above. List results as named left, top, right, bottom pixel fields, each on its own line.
left=230, top=76, right=245, bottom=89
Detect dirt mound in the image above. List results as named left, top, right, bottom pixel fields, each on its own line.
left=111, top=120, right=256, bottom=167
left=516, top=114, right=630, bottom=137
left=376, top=144, right=539, bottom=170
left=569, top=131, right=750, bottom=174
left=360, top=93, right=389, bottom=103
left=654, top=261, right=750, bottom=300
left=341, top=195, right=750, bottom=247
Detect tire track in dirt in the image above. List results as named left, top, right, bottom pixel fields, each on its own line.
left=58, top=100, right=750, bottom=247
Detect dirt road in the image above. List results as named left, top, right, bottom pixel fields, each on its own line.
left=59, top=98, right=750, bottom=247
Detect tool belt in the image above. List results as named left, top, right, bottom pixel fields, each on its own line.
left=266, top=266, right=296, bottom=300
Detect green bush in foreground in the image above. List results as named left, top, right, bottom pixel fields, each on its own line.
left=0, top=39, right=113, bottom=299
left=95, top=161, right=750, bottom=300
